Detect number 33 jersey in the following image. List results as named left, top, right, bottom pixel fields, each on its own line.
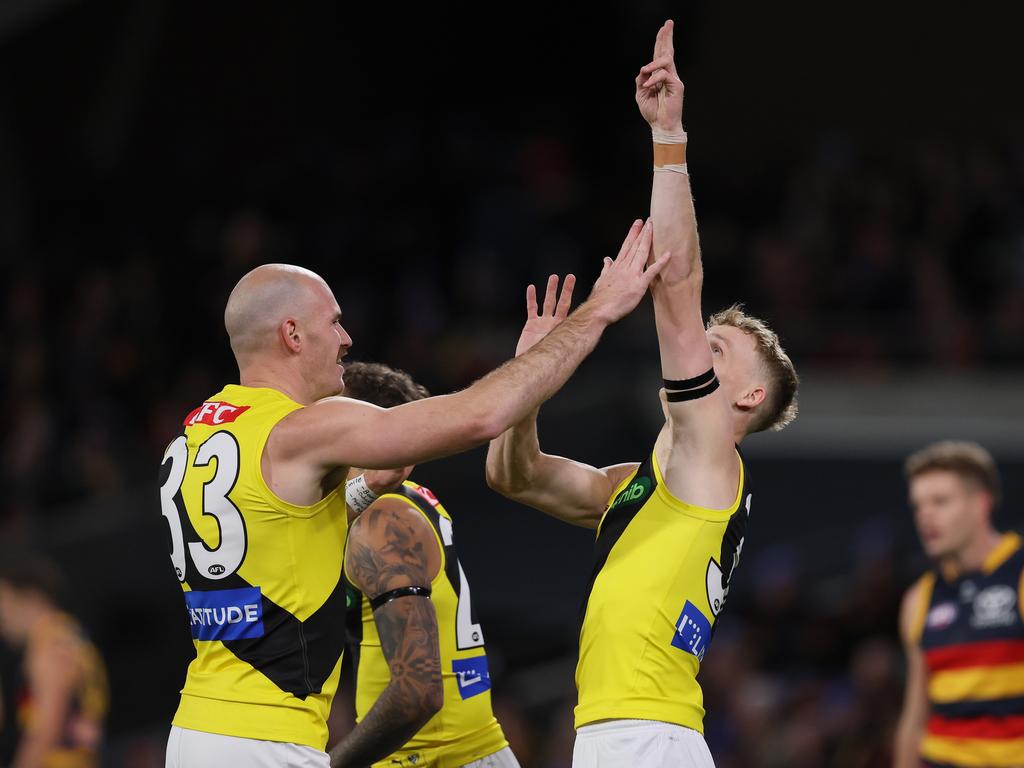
left=575, top=446, right=752, bottom=732
left=159, top=385, right=349, bottom=751
left=346, top=482, right=508, bottom=768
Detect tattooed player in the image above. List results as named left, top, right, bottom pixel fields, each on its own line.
left=332, top=362, right=518, bottom=768
left=161, top=222, right=668, bottom=767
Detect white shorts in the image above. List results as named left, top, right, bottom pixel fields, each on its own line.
left=462, top=746, right=521, bottom=768
left=165, top=725, right=329, bottom=768
left=572, top=719, right=716, bottom=768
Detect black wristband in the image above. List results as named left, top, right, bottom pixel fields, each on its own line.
left=663, top=368, right=716, bottom=391
left=665, top=377, right=720, bottom=402
left=370, top=585, right=432, bottom=611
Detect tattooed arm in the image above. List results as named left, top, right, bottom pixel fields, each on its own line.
left=329, top=497, right=444, bottom=768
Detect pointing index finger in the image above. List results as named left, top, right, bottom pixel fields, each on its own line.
left=653, top=19, right=674, bottom=59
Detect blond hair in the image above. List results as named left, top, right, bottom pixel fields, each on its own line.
left=706, top=304, right=798, bottom=433
left=904, top=441, right=1002, bottom=506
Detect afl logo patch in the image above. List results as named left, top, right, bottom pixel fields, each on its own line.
left=208, top=564, right=226, bottom=576
left=926, top=602, right=958, bottom=630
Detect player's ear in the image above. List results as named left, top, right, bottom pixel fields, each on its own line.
left=735, top=385, right=766, bottom=411
left=280, top=318, right=301, bottom=353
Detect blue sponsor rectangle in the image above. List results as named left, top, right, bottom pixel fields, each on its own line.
left=671, top=600, right=711, bottom=662
left=452, top=655, right=492, bottom=700
left=184, top=587, right=265, bottom=641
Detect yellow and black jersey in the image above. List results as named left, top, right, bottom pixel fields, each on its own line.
left=160, top=385, right=348, bottom=750
left=909, top=531, right=1024, bottom=767
left=15, top=613, right=108, bottom=768
left=575, top=445, right=752, bottom=732
left=345, top=481, right=508, bottom=768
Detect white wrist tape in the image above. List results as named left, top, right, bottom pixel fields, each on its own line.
left=652, top=128, right=688, bottom=175
left=655, top=163, right=689, bottom=175
left=346, top=475, right=379, bottom=514
left=652, top=127, right=687, bottom=144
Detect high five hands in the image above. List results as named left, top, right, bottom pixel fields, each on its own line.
left=516, top=219, right=669, bottom=355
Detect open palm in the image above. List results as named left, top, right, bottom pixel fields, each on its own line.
left=516, top=274, right=576, bottom=357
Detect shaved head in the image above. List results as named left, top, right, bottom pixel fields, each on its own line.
left=225, top=264, right=330, bottom=363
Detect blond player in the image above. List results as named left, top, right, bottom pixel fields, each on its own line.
left=487, top=21, right=798, bottom=767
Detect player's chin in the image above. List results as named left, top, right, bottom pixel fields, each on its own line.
left=321, top=373, right=345, bottom=399
left=922, top=539, right=951, bottom=559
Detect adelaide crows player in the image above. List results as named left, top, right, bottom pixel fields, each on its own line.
left=333, top=362, right=518, bottom=768
left=0, top=558, right=108, bottom=768
left=895, top=441, right=1024, bottom=768
left=486, top=21, right=798, bottom=767
left=160, top=228, right=669, bottom=765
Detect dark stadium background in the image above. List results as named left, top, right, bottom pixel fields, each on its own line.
left=1, top=1, right=1022, bottom=766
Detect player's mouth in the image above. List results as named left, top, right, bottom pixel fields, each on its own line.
left=337, top=351, right=347, bottom=371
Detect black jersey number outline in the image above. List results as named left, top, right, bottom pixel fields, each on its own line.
left=159, top=432, right=248, bottom=581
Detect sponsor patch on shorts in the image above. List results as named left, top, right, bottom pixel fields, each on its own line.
left=453, top=655, right=492, bottom=700
left=184, top=587, right=265, bottom=641
left=671, top=600, right=711, bottom=661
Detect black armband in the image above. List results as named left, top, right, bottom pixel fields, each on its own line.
left=370, top=585, right=432, bottom=610
left=663, top=368, right=716, bottom=391
left=664, top=367, right=720, bottom=402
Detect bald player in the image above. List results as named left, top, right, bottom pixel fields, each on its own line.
left=161, top=224, right=670, bottom=768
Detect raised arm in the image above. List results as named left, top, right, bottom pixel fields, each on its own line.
left=486, top=271, right=639, bottom=527
left=329, top=497, right=443, bottom=768
left=277, top=219, right=669, bottom=472
left=894, top=580, right=929, bottom=768
left=637, top=20, right=738, bottom=508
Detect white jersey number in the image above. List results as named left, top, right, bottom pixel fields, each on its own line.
left=159, top=432, right=247, bottom=582
left=437, top=516, right=485, bottom=650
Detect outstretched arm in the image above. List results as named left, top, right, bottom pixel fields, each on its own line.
left=329, top=497, right=444, bottom=768
left=637, top=20, right=738, bottom=509
left=275, top=220, right=669, bottom=473
left=486, top=271, right=639, bottom=527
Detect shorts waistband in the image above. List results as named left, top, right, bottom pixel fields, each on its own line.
left=576, top=718, right=699, bottom=737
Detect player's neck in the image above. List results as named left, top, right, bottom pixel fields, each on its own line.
left=732, top=419, right=747, bottom=445
left=946, top=528, right=1004, bottom=576
left=238, top=363, right=312, bottom=405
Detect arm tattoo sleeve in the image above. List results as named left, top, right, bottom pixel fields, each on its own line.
left=329, top=504, right=443, bottom=768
